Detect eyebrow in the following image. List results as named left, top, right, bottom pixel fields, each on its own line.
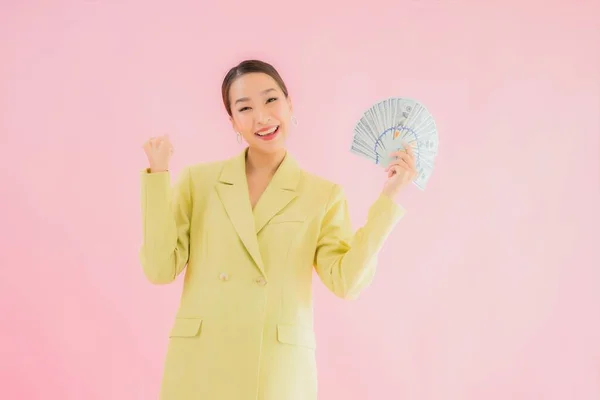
left=234, top=88, right=277, bottom=105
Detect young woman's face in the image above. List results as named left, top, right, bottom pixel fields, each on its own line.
left=228, top=72, right=293, bottom=154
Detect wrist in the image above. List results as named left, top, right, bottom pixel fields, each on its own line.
left=149, top=167, right=169, bottom=173
left=380, top=188, right=400, bottom=203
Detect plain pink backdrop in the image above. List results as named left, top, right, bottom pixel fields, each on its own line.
left=1, top=1, right=599, bottom=399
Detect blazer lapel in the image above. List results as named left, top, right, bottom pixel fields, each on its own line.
left=215, top=150, right=265, bottom=275
left=215, top=149, right=303, bottom=276
left=253, top=152, right=301, bottom=234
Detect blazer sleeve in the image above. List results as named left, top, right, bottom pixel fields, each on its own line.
left=139, top=166, right=193, bottom=284
left=313, top=184, right=405, bottom=299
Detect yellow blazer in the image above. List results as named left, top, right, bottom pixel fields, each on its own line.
left=139, top=148, right=405, bottom=400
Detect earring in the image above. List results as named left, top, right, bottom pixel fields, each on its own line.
left=291, top=115, right=298, bottom=126
left=236, top=132, right=242, bottom=144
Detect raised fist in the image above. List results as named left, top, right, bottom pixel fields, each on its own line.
left=142, top=135, right=174, bottom=173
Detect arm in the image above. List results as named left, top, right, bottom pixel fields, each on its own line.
left=313, top=184, right=405, bottom=299
left=138, top=166, right=193, bottom=284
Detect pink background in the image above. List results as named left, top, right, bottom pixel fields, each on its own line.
left=1, top=1, right=599, bottom=399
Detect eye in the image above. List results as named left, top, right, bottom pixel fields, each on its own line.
left=266, top=97, right=278, bottom=103
left=238, top=106, right=251, bottom=112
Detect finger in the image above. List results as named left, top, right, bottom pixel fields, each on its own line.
left=385, top=160, right=411, bottom=171
left=389, top=152, right=412, bottom=168
left=401, top=143, right=415, bottom=158
left=390, top=149, right=413, bottom=161
left=388, top=164, right=412, bottom=179
left=399, top=145, right=416, bottom=169
left=386, top=158, right=410, bottom=172
left=387, top=165, right=399, bottom=178
left=143, top=138, right=156, bottom=151
left=156, top=137, right=168, bottom=150
left=389, top=151, right=404, bottom=160
left=162, top=137, right=173, bottom=151
left=405, top=151, right=416, bottom=171
left=400, top=141, right=416, bottom=154
left=389, top=153, right=412, bottom=166
left=405, top=147, right=415, bottom=165
left=409, top=162, right=418, bottom=179
left=385, top=159, right=401, bottom=171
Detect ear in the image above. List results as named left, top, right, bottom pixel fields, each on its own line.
left=286, top=96, right=294, bottom=113
left=229, top=115, right=238, bottom=133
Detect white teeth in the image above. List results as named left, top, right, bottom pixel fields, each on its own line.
left=256, top=126, right=278, bottom=136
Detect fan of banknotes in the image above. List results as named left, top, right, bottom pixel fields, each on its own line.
left=349, top=97, right=439, bottom=190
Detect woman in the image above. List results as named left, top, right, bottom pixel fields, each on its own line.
left=140, top=59, right=417, bottom=400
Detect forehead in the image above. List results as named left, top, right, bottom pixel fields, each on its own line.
left=229, top=72, right=281, bottom=98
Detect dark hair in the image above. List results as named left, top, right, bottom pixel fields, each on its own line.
left=221, top=59, right=289, bottom=116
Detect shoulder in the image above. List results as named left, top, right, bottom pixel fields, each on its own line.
left=298, top=169, right=346, bottom=206
left=182, top=153, right=238, bottom=183
left=185, top=159, right=226, bottom=180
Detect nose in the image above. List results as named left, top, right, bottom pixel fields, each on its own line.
left=255, top=107, right=271, bottom=125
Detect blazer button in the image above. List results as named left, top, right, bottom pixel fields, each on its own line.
left=219, top=272, right=229, bottom=281
left=255, top=277, right=266, bottom=286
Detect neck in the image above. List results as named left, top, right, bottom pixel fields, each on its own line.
left=245, top=147, right=286, bottom=175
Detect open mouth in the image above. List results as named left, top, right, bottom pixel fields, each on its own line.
left=255, top=125, right=280, bottom=141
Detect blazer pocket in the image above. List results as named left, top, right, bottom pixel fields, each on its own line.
left=277, top=324, right=316, bottom=349
left=269, top=214, right=306, bottom=225
left=169, top=318, right=203, bottom=338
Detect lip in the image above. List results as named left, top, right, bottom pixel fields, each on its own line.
left=255, top=125, right=279, bottom=135
left=254, top=125, right=280, bottom=141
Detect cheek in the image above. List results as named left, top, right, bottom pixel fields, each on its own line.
left=235, top=115, right=254, bottom=134
left=273, top=104, right=291, bottom=122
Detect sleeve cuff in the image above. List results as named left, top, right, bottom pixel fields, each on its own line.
left=370, top=193, right=406, bottom=222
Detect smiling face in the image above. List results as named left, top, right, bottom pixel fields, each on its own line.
left=228, top=72, right=293, bottom=155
